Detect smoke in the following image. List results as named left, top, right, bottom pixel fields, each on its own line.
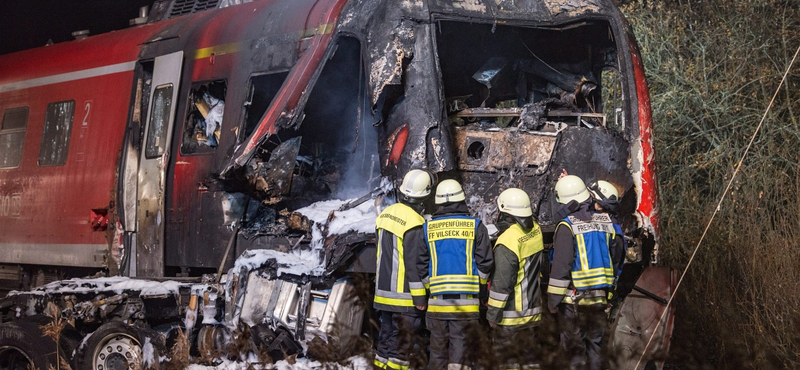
left=335, top=103, right=381, bottom=200
left=294, top=35, right=381, bottom=201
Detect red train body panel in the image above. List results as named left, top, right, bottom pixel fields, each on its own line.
left=0, top=22, right=176, bottom=266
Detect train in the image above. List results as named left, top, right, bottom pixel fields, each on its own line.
left=0, top=0, right=675, bottom=369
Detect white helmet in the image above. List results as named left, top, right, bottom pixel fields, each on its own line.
left=435, top=179, right=466, bottom=204
left=588, top=180, right=619, bottom=201
left=555, top=175, right=590, bottom=204
left=497, top=188, right=533, bottom=218
left=399, top=169, right=433, bottom=203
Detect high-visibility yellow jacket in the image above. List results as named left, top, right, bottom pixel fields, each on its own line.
left=487, top=222, right=545, bottom=327
left=374, top=203, right=425, bottom=312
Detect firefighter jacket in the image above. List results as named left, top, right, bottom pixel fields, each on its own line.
left=547, top=202, right=625, bottom=310
left=374, top=202, right=425, bottom=312
left=487, top=222, right=545, bottom=327
left=413, top=202, right=493, bottom=319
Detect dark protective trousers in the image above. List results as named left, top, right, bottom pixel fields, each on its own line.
left=555, top=304, right=606, bottom=370
left=427, top=318, right=477, bottom=370
left=376, top=311, right=423, bottom=368
left=493, top=324, right=541, bottom=370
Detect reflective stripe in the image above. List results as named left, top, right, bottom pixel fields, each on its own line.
left=375, top=356, right=388, bottom=369
left=375, top=290, right=413, bottom=300
left=489, top=291, right=509, bottom=301
left=478, top=269, right=490, bottom=281
left=499, top=313, right=542, bottom=326
left=387, top=358, right=409, bottom=370
left=549, top=278, right=570, bottom=288
left=409, top=281, right=426, bottom=296
left=547, top=285, right=568, bottom=295
left=392, top=233, right=401, bottom=292
left=430, top=275, right=480, bottom=283
left=573, top=277, right=614, bottom=288
left=427, top=304, right=480, bottom=313
left=374, top=295, right=414, bottom=307
left=487, top=297, right=506, bottom=308
left=502, top=307, right=542, bottom=318
left=430, top=284, right=479, bottom=294
left=572, top=267, right=614, bottom=278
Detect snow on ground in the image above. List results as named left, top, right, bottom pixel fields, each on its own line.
left=185, top=356, right=371, bottom=370
left=9, top=276, right=187, bottom=296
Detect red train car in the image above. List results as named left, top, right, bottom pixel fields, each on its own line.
left=0, top=0, right=673, bottom=368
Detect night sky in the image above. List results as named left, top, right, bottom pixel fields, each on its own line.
left=0, top=0, right=155, bottom=55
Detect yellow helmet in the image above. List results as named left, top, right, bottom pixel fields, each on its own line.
left=588, top=180, right=619, bottom=201
left=555, top=175, right=590, bottom=204
left=435, top=179, right=465, bottom=204
left=497, top=188, right=533, bottom=218
left=399, top=169, right=433, bottom=202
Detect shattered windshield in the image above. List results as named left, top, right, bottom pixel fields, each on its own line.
left=436, top=20, right=621, bottom=133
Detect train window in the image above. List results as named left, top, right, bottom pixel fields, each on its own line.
left=145, top=84, right=174, bottom=159
left=38, top=101, right=75, bottom=166
left=181, top=80, right=226, bottom=155
left=0, top=107, right=28, bottom=169
left=241, top=72, right=289, bottom=142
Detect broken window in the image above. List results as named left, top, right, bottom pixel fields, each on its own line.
left=436, top=20, right=620, bottom=132
left=38, top=100, right=75, bottom=166
left=241, top=72, right=289, bottom=142
left=240, top=36, right=378, bottom=239
left=145, top=84, right=174, bottom=159
left=181, top=80, right=226, bottom=155
left=601, top=68, right=624, bottom=133
left=0, top=107, right=28, bottom=168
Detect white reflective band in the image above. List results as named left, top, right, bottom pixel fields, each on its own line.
left=549, top=278, right=571, bottom=288
left=489, top=291, right=509, bottom=301
left=436, top=190, right=464, bottom=200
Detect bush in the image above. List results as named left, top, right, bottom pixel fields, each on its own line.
left=620, top=0, right=800, bottom=368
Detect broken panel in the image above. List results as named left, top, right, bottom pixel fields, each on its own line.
left=241, top=72, right=289, bottom=142
left=235, top=35, right=381, bottom=266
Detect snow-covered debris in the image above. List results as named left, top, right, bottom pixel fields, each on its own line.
left=185, top=355, right=371, bottom=370
left=234, top=248, right=325, bottom=277
left=9, top=276, right=187, bottom=296
left=295, top=199, right=377, bottom=236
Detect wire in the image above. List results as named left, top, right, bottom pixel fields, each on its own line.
left=633, top=43, right=800, bottom=370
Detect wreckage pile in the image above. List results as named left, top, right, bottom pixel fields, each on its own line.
left=624, top=0, right=800, bottom=368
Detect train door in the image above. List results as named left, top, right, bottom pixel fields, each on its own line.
left=136, top=51, right=183, bottom=278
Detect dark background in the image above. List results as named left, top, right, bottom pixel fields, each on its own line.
left=0, top=0, right=155, bottom=55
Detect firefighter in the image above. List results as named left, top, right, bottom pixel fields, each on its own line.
left=586, top=180, right=627, bottom=301
left=487, top=188, right=545, bottom=370
left=547, top=175, right=624, bottom=370
left=374, top=169, right=434, bottom=370
left=412, top=179, right=493, bottom=370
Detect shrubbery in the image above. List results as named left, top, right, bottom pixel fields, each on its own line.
left=621, top=1, right=800, bottom=368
